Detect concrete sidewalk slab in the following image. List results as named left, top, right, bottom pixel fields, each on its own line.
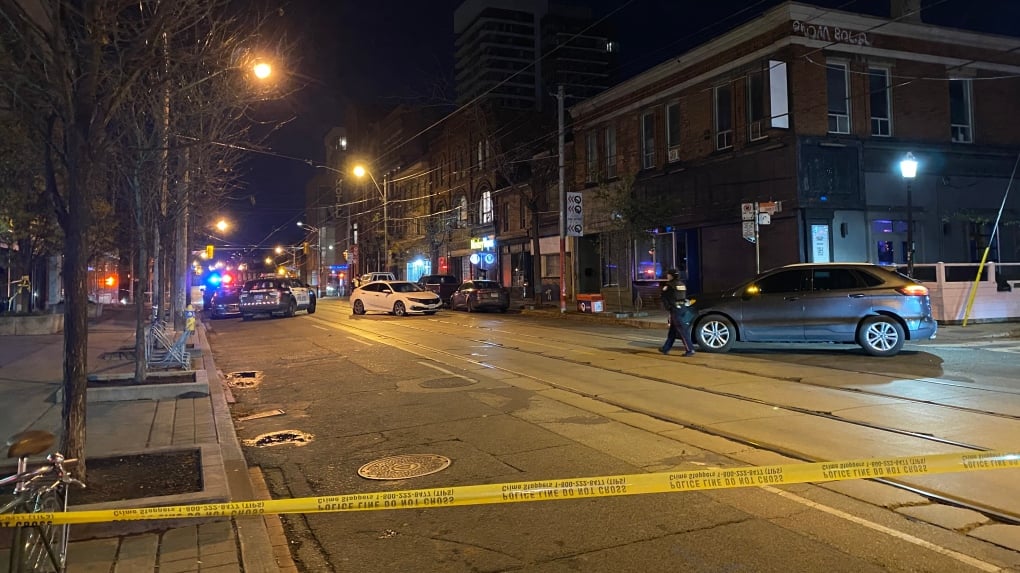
left=0, top=306, right=278, bottom=572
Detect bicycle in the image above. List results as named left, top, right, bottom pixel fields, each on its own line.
left=0, top=431, right=84, bottom=573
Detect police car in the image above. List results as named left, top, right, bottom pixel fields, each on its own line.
left=239, top=277, right=316, bottom=320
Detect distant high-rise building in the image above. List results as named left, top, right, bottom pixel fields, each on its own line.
left=454, top=0, right=613, bottom=111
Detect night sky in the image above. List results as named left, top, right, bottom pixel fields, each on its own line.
left=231, top=0, right=1019, bottom=250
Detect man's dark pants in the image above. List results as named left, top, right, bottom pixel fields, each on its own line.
left=661, top=308, right=695, bottom=354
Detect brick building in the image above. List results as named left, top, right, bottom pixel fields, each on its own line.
left=569, top=1, right=1020, bottom=300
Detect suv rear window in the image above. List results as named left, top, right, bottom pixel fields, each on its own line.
left=246, top=280, right=278, bottom=290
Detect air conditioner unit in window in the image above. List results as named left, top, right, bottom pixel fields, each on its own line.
left=667, top=147, right=681, bottom=163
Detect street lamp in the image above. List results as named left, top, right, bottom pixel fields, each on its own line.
left=298, top=221, right=323, bottom=296
left=353, top=165, right=389, bottom=274
left=899, top=152, right=918, bottom=278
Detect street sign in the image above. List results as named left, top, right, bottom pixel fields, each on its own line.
left=759, top=201, right=781, bottom=215
left=742, top=221, right=755, bottom=239
left=758, top=213, right=771, bottom=225
left=566, top=192, right=583, bottom=237
left=741, top=203, right=755, bottom=221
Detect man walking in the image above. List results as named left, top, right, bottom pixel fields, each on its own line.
left=659, top=268, right=695, bottom=357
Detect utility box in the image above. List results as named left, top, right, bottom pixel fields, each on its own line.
left=577, top=293, right=604, bottom=313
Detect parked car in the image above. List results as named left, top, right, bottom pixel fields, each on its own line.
left=416, top=274, right=460, bottom=306
left=350, top=280, right=441, bottom=316
left=687, top=263, right=937, bottom=357
left=238, top=277, right=316, bottom=320
left=357, top=272, right=395, bottom=287
left=208, top=286, right=242, bottom=319
left=450, top=280, right=510, bottom=313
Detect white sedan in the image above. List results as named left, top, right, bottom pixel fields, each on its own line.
left=350, top=281, right=442, bottom=316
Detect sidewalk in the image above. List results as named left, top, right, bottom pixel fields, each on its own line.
left=0, top=306, right=278, bottom=573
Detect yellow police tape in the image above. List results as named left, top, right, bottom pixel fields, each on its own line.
left=1, top=450, right=1017, bottom=527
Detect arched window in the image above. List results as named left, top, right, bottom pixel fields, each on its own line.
left=480, top=190, right=493, bottom=224
left=457, top=195, right=468, bottom=226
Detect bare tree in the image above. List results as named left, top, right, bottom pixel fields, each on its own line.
left=0, top=0, right=283, bottom=476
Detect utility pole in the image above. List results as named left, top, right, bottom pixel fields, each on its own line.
left=557, top=85, right=566, bottom=314
left=382, top=172, right=389, bottom=274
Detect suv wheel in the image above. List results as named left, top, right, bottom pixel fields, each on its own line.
left=307, top=297, right=316, bottom=314
left=858, top=316, right=904, bottom=357
left=393, top=301, right=407, bottom=316
left=695, top=315, right=734, bottom=353
left=285, top=298, right=297, bottom=317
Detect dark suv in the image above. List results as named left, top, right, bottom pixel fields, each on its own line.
left=688, top=263, right=937, bottom=357
left=239, top=277, right=316, bottom=320
left=416, top=274, right=459, bottom=306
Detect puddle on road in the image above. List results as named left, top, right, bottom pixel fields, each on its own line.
left=225, top=370, right=264, bottom=389
left=243, top=430, right=313, bottom=447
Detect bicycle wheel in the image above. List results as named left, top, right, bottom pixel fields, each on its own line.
left=13, top=487, right=69, bottom=573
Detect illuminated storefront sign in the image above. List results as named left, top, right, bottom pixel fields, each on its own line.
left=470, top=236, right=495, bottom=250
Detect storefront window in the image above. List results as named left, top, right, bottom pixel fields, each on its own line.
left=635, top=232, right=674, bottom=280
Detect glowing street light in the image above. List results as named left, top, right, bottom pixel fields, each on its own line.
left=253, top=61, right=272, bottom=80
left=215, top=219, right=229, bottom=233
left=899, top=152, right=918, bottom=278
left=352, top=165, right=389, bottom=273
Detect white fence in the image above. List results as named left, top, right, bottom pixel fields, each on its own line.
left=914, top=262, right=1020, bottom=324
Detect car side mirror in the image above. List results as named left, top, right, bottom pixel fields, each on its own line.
left=742, top=285, right=760, bottom=299
left=382, top=289, right=392, bottom=294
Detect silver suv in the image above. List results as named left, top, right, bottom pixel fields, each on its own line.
left=688, top=263, right=937, bottom=357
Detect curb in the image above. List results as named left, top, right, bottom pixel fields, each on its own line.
left=198, top=320, right=281, bottom=573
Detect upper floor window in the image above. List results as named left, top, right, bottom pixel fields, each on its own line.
left=949, top=79, right=973, bottom=143
left=827, top=62, right=851, bottom=134
left=478, top=140, right=484, bottom=168
left=747, top=70, right=767, bottom=141
left=714, top=84, right=733, bottom=150
left=666, top=102, right=681, bottom=155
left=869, top=67, right=892, bottom=136
left=605, top=125, right=617, bottom=179
left=480, top=190, right=493, bottom=224
left=585, top=130, right=598, bottom=183
left=769, top=60, right=790, bottom=128
left=640, top=112, right=655, bottom=169
left=457, top=195, right=468, bottom=225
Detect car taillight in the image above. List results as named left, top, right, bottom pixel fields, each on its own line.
left=897, top=284, right=928, bottom=296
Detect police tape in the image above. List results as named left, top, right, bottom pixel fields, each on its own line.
left=1, top=450, right=1017, bottom=527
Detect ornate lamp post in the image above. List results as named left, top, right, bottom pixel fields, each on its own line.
left=899, top=152, right=918, bottom=277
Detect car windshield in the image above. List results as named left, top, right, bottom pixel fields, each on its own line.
left=473, top=281, right=501, bottom=289
left=389, top=282, right=425, bottom=293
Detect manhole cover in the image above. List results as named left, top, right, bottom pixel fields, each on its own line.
left=225, top=371, right=263, bottom=389
left=358, top=454, right=451, bottom=480
left=242, top=430, right=313, bottom=448
left=419, top=377, right=474, bottom=389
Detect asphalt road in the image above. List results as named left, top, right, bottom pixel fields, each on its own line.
left=206, top=299, right=1020, bottom=572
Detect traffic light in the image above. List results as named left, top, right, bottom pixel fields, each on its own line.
left=205, top=244, right=214, bottom=259
left=105, top=276, right=116, bottom=287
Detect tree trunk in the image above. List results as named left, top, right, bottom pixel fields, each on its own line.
left=60, top=176, right=89, bottom=480
left=130, top=173, right=149, bottom=384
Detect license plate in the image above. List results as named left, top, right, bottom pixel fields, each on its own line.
left=489, top=293, right=499, bottom=298
left=254, top=294, right=263, bottom=301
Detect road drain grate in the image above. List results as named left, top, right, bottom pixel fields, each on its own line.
left=243, top=430, right=313, bottom=447
left=358, top=454, right=451, bottom=480
left=225, top=371, right=264, bottom=389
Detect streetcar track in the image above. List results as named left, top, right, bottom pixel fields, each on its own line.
left=312, top=307, right=1010, bottom=450
left=308, top=305, right=1020, bottom=525
left=327, top=305, right=1020, bottom=423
